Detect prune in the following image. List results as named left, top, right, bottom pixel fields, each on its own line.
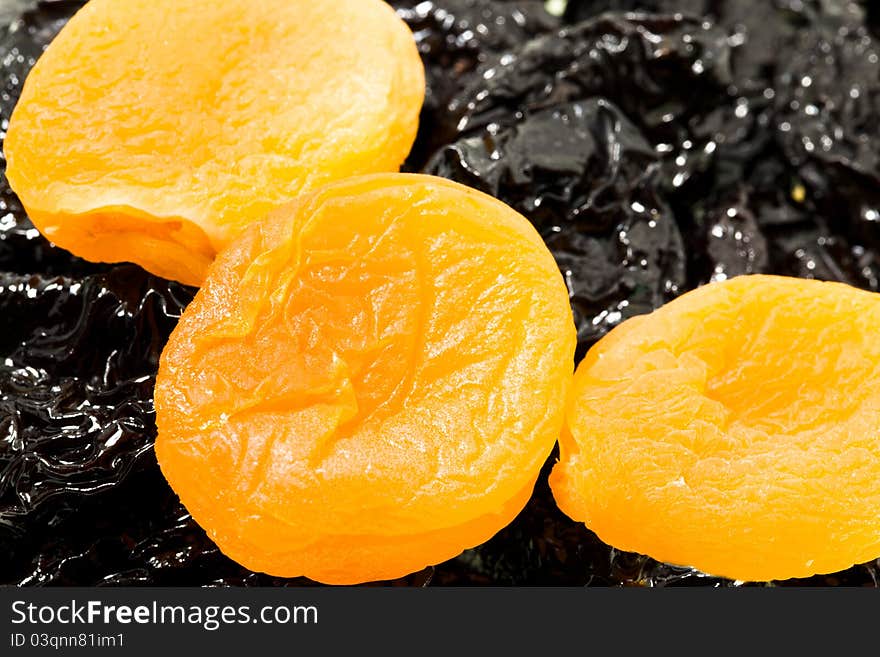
left=0, top=267, right=191, bottom=581
left=425, top=13, right=737, bottom=350
left=446, top=14, right=734, bottom=146
left=392, top=0, right=557, bottom=103
left=772, top=14, right=880, bottom=257
left=426, top=99, right=685, bottom=352
left=390, top=0, right=559, bottom=167
left=427, top=4, right=880, bottom=333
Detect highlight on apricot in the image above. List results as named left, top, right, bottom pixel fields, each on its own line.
left=154, top=173, right=577, bottom=584
left=550, top=274, right=880, bottom=582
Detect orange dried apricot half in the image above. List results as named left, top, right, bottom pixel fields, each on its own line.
left=550, top=274, right=880, bottom=582
left=154, top=173, right=576, bottom=584
left=4, top=0, right=424, bottom=286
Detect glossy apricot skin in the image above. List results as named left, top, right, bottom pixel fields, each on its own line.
left=550, top=274, right=880, bottom=582
left=155, top=174, right=577, bottom=584
left=4, top=0, right=424, bottom=286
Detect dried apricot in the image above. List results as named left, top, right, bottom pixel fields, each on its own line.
left=550, top=274, right=880, bottom=582
left=154, top=173, right=576, bottom=584
left=4, top=0, right=424, bottom=286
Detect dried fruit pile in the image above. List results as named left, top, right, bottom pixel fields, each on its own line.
left=2, top=0, right=880, bottom=586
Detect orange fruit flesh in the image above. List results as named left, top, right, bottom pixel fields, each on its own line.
left=550, top=274, right=880, bottom=582
left=4, top=0, right=424, bottom=286
left=155, top=174, right=576, bottom=584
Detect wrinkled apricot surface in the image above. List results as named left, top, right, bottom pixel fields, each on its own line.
left=550, top=275, right=880, bottom=582
left=4, top=0, right=424, bottom=286
left=154, top=174, right=576, bottom=584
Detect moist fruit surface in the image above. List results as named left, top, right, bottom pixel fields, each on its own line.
left=3, top=0, right=424, bottom=286
left=6, top=0, right=880, bottom=588
left=154, top=173, right=576, bottom=584
left=551, top=274, right=880, bottom=582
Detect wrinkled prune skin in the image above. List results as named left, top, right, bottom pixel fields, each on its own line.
left=426, top=3, right=880, bottom=339
left=550, top=3, right=880, bottom=294
left=427, top=99, right=685, bottom=352
left=0, top=267, right=202, bottom=584
left=3, top=0, right=880, bottom=588
left=0, top=270, right=189, bottom=515
left=427, top=13, right=731, bottom=350
left=772, top=13, right=880, bottom=253
left=389, top=0, right=559, bottom=168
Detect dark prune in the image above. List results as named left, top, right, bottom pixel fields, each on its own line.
left=425, top=13, right=740, bottom=348
left=771, top=16, right=880, bottom=257
left=0, top=267, right=191, bottom=580
left=9, top=465, right=320, bottom=587
left=426, top=99, right=685, bottom=352
left=390, top=0, right=559, bottom=167
left=557, top=2, right=865, bottom=141
left=771, top=230, right=880, bottom=291
left=447, top=14, right=734, bottom=148
left=562, top=0, right=700, bottom=22
left=392, top=0, right=558, bottom=102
